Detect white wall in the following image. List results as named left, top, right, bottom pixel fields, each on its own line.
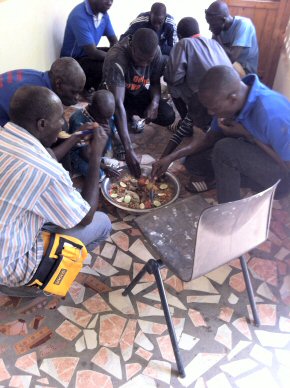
left=0, top=0, right=212, bottom=73
left=273, top=19, right=290, bottom=99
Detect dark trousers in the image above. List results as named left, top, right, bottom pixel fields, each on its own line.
left=76, top=48, right=109, bottom=91
left=124, top=89, right=175, bottom=127
left=185, top=137, right=290, bottom=203
left=172, top=97, right=188, bottom=120
left=172, top=94, right=212, bottom=130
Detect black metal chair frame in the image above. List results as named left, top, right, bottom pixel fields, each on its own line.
left=123, top=183, right=278, bottom=378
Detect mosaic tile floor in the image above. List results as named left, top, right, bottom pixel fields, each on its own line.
left=1, top=119, right=290, bottom=388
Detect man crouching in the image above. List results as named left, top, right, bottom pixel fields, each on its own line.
left=0, top=86, right=111, bottom=297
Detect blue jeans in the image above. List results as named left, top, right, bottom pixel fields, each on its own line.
left=0, top=212, right=111, bottom=297
left=43, top=211, right=112, bottom=251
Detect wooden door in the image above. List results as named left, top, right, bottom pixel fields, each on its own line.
left=227, top=0, right=290, bottom=87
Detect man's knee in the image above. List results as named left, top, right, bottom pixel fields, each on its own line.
left=212, top=138, right=239, bottom=167
left=157, top=101, right=175, bottom=126
left=93, top=211, right=112, bottom=240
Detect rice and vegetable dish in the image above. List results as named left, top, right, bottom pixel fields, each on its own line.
left=109, top=174, right=174, bottom=210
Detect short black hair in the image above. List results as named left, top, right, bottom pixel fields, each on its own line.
left=91, top=89, right=115, bottom=118
left=206, top=1, right=230, bottom=17
left=50, top=57, right=85, bottom=85
left=177, top=17, right=200, bottom=39
left=132, top=28, right=158, bottom=55
left=199, top=65, right=240, bottom=98
left=151, top=2, right=166, bottom=14
left=9, top=86, right=60, bottom=127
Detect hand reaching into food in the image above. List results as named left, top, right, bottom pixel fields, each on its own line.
left=125, top=149, right=141, bottom=178
left=151, top=156, right=171, bottom=180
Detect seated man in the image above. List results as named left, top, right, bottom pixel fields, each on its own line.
left=0, top=57, right=86, bottom=127
left=205, top=0, right=259, bottom=75
left=163, top=17, right=231, bottom=160
left=152, top=66, right=290, bottom=203
left=102, top=28, right=175, bottom=177
left=61, top=0, right=117, bottom=92
left=120, top=2, right=177, bottom=57
left=0, top=86, right=111, bottom=296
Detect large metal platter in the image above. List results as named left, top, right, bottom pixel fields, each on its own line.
left=101, top=165, right=180, bottom=213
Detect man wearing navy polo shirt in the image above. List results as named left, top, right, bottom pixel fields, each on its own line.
left=61, top=0, right=117, bottom=92
left=152, top=66, right=290, bottom=203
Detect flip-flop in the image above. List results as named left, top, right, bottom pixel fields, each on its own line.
left=130, top=119, right=145, bottom=134
left=185, top=180, right=216, bottom=194
left=102, top=157, right=120, bottom=169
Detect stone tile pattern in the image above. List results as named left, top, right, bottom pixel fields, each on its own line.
left=0, top=122, right=290, bottom=387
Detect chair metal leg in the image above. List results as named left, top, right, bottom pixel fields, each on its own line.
left=122, top=259, right=185, bottom=377
left=240, top=255, right=260, bottom=326
left=149, top=259, right=185, bottom=378
left=122, top=262, right=149, bottom=296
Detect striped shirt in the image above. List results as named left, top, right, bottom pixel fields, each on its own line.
left=0, top=123, right=90, bottom=286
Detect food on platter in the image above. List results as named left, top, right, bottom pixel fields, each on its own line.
left=108, top=174, right=174, bottom=210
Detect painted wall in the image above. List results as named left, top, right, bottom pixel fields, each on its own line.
left=0, top=0, right=212, bottom=73
left=1, top=0, right=288, bottom=98
left=273, top=19, right=290, bottom=99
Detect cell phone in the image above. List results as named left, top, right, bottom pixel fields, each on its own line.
left=75, top=128, right=95, bottom=136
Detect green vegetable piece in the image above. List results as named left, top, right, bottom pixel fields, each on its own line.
left=153, top=200, right=161, bottom=207
left=124, top=195, right=131, bottom=203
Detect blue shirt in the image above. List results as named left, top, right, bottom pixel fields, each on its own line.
left=211, top=74, right=290, bottom=161
left=0, top=70, right=51, bottom=127
left=220, top=16, right=259, bottom=73
left=60, top=0, right=115, bottom=58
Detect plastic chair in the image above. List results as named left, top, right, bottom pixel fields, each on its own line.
left=123, top=182, right=279, bottom=377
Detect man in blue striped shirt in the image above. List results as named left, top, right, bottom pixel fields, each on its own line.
left=0, top=86, right=111, bottom=296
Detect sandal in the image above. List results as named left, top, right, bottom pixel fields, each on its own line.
left=102, top=157, right=120, bottom=169
left=185, top=180, right=216, bottom=194
left=129, top=118, right=145, bottom=134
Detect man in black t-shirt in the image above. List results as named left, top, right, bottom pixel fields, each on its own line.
left=102, top=28, right=175, bottom=177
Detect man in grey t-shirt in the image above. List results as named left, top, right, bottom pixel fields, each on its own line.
left=102, top=28, right=175, bottom=177
left=162, top=17, right=232, bottom=157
